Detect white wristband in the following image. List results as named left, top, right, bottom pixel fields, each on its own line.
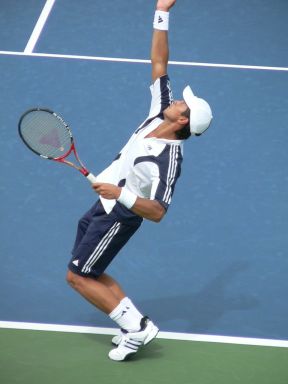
left=117, top=187, right=137, bottom=209
left=153, top=10, right=169, bottom=31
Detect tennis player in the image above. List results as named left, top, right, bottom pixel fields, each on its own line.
left=66, top=0, right=212, bottom=361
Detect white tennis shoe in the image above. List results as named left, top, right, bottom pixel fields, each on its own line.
left=109, top=316, right=159, bottom=361
left=111, top=332, right=124, bottom=346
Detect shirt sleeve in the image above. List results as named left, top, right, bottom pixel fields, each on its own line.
left=150, top=145, right=182, bottom=211
left=148, top=74, right=174, bottom=118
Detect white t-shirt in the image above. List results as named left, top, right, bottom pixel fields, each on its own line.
left=96, top=75, right=183, bottom=214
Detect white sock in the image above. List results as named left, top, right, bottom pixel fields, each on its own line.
left=109, top=301, right=142, bottom=332
left=120, top=297, right=143, bottom=318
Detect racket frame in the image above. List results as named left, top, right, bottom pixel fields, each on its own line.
left=18, top=107, right=93, bottom=178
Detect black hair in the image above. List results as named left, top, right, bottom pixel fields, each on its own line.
left=175, top=107, right=192, bottom=140
left=175, top=124, right=191, bottom=140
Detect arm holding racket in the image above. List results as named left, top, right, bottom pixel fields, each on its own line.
left=92, top=183, right=166, bottom=223
left=17, top=107, right=165, bottom=221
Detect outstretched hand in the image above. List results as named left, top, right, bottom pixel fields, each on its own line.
left=92, top=182, right=121, bottom=200
left=156, top=0, right=176, bottom=11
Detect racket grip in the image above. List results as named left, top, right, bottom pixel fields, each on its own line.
left=86, top=173, right=98, bottom=184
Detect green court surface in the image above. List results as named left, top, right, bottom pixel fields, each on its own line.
left=0, top=329, right=287, bottom=384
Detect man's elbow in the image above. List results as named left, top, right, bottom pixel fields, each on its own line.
left=152, top=206, right=166, bottom=223
left=151, top=63, right=167, bottom=83
left=152, top=215, right=163, bottom=223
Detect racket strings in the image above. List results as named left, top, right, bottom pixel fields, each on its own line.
left=20, top=111, right=72, bottom=159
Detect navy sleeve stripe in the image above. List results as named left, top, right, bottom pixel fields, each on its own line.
left=159, top=75, right=173, bottom=114
left=163, top=145, right=181, bottom=204
left=135, top=75, right=174, bottom=135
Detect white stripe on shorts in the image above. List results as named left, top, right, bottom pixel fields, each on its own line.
left=81, top=222, right=121, bottom=274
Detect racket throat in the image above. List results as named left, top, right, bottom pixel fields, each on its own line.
left=56, top=158, right=88, bottom=176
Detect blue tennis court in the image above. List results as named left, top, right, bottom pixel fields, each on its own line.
left=0, top=0, right=288, bottom=346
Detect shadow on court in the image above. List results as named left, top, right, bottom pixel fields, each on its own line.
left=139, top=261, right=259, bottom=333
left=85, top=261, right=259, bottom=334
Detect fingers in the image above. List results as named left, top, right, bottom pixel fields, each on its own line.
left=91, top=183, right=121, bottom=200
left=91, top=182, right=101, bottom=193
left=92, top=182, right=100, bottom=189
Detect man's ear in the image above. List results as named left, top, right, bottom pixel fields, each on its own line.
left=177, top=116, right=189, bottom=126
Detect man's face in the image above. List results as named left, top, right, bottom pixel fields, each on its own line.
left=164, top=100, right=189, bottom=122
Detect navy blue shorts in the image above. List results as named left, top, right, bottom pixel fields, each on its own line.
left=68, top=200, right=142, bottom=278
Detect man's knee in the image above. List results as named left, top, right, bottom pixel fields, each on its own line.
left=66, top=270, right=84, bottom=289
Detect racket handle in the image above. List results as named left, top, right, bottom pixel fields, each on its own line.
left=86, top=173, right=98, bottom=184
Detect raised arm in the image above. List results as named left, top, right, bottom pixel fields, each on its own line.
left=151, top=0, right=176, bottom=82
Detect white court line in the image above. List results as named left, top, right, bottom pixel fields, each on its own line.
left=0, top=321, right=288, bottom=348
left=0, top=49, right=288, bottom=72
left=24, top=0, right=56, bottom=54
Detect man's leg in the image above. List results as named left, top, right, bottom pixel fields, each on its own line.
left=67, top=269, right=145, bottom=331
left=66, top=269, right=158, bottom=361
left=97, top=273, right=126, bottom=302
left=67, top=202, right=158, bottom=360
left=66, top=269, right=144, bottom=329
left=66, top=270, right=122, bottom=314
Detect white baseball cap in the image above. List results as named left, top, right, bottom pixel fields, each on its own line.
left=183, top=86, right=213, bottom=135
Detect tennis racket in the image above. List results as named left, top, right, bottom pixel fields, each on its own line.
left=18, top=108, right=98, bottom=184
